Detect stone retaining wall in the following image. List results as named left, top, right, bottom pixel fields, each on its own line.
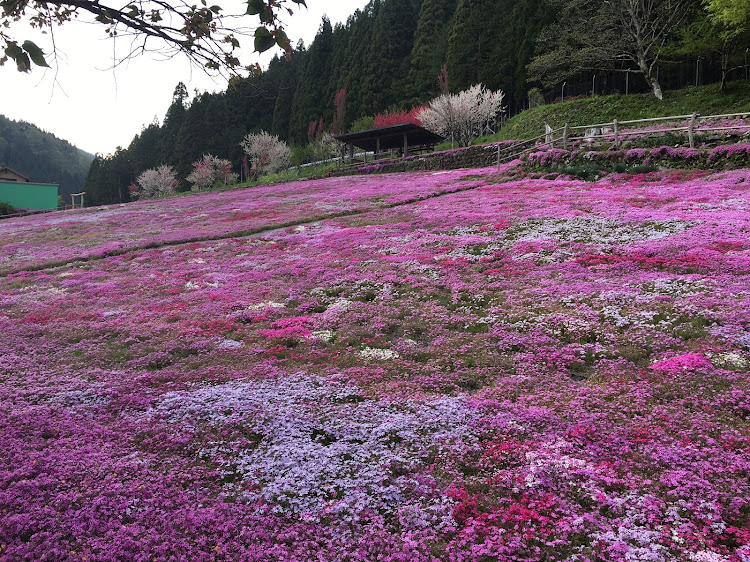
left=334, top=141, right=522, bottom=175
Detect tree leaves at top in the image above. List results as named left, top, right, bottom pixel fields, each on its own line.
left=0, top=0, right=307, bottom=76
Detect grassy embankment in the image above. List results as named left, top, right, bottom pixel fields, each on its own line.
left=491, top=80, right=750, bottom=142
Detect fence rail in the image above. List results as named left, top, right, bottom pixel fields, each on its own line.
left=545, top=111, right=750, bottom=151
left=494, top=111, right=749, bottom=171
left=0, top=207, right=65, bottom=221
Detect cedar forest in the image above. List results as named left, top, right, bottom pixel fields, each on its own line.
left=83, top=0, right=750, bottom=206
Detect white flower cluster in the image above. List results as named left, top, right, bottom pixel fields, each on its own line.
left=359, top=346, right=400, bottom=361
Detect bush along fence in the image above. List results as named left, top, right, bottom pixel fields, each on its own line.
left=525, top=142, right=750, bottom=171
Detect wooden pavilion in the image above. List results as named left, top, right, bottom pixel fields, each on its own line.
left=333, top=123, right=444, bottom=162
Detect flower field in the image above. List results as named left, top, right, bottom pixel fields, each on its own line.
left=0, top=168, right=486, bottom=275
left=1, top=164, right=750, bottom=561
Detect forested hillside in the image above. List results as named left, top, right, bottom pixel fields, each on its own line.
left=0, top=115, right=94, bottom=202
left=84, top=0, right=750, bottom=206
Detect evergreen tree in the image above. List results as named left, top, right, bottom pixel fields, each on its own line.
left=271, top=46, right=305, bottom=139
left=408, top=0, right=458, bottom=102
left=160, top=82, right=189, bottom=165
left=335, top=5, right=379, bottom=126
left=446, top=0, right=497, bottom=91
left=174, top=94, right=208, bottom=185
left=288, top=18, right=335, bottom=143
left=361, top=0, right=422, bottom=115
left=83, top=149, right=133, bottom=206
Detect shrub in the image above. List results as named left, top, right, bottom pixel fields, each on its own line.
left=350, top=116, right=375, bottom=133
left=528, top=88, right=545, bottom=108
left=0, top=201, right=15, bottom=216
left=131, top=165, right=179, bottom=200
left=186, top=155, right=237, bottom=191
left=240, top=131, right=292, bottom=177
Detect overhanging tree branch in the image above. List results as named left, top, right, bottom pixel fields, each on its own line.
left=1, top=0, right=307, bottom=75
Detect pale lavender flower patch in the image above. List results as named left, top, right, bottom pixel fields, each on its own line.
left=148, top=374, right=477, bottom=526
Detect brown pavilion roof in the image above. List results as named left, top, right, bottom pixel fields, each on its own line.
left=333, top=123, right=444, bottom=153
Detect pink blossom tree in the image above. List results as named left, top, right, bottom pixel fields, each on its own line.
left=373, top=107, right=425, bottom=129
left=332, top=88, right=347, bottom=134
left=186, top=154, right=237, bottom=191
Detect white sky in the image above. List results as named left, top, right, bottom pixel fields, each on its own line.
left=1, top=1, right=368, bottom=156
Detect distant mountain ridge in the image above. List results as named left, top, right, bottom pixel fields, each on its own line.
left=0, top=115, right=94, bottom=202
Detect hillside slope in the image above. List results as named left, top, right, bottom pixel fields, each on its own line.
left=1, top=166, right=750, bottom=559
left=0, top=115, right=94, bottom=202
left=497, top=81, right=750, bottom=141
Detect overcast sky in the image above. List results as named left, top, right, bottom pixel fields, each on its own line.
left=1, top=1, right=368, bottom=156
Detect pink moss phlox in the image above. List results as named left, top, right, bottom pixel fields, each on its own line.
left=649, top=352, right=714, bottom=374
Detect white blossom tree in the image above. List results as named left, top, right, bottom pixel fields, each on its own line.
left=240, top=131, right=292, bottom=177
left=418, top=84, right=505, bottom=147
left=130, top=164, right=178, bottom=199
left=309, top=132, right=343, bottom=163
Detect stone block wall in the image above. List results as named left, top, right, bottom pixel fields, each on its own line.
left=334, top=141, right=524, bottom=176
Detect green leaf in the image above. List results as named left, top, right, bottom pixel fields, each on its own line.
left=275, top=29, right=288, bottom=48
left=15, top=51, right=30, bottom=72
left=209, top=5, right=221, bottom=13
left=258, top=7, right=273, bottom=24
left=4, top=42, right=23, bottom=61
left=253, top=26, right=275, bottom=53
left=246, top=0, right=263, bottom=16
left=22, top=40, right=49, bottom=68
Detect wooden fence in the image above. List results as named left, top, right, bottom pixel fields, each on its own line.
left=496, top=111, right=750, bottom=170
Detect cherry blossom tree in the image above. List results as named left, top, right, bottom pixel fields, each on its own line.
left=131, top=164, right=178, bottom=199
left=240, top=131, right=292, bottom=177
left=186, top=154, right=237, bottom=191
left=418, top=84, right=504, bottom=147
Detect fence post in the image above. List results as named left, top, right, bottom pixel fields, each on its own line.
left=563, top=123, right=569, bottom=150
left=613, top=119, right=619, bottom=149
left=497, top=143, right=501, bottom=171
left=688, top=112, right=697, bottom=148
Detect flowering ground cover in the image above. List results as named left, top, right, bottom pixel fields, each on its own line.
left=0, top=168, right=488, bottom=275
left=1, top=165, right=750, bottom=560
